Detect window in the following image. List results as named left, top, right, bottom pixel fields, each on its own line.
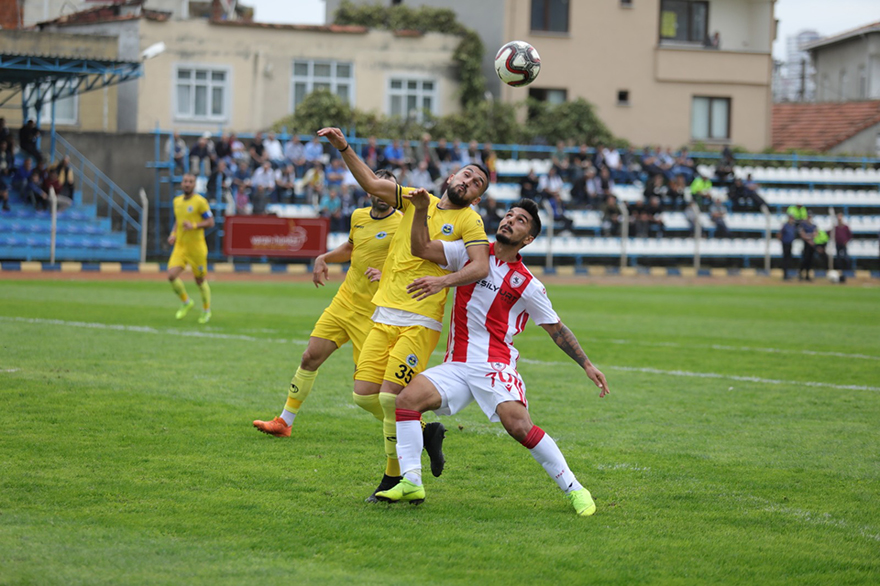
left=617, top=90, right=630, bottom=105
left=387, top=77, right=436, bottom=120
left=691, top=97, right=730, bottom=140
left=291, top=60, right=354, bottom=111
left=620, top=0, right=633, bottom=7
left=26, top=81, right=78, bottom=126
left=839, top=69, right=847, bottom=101
left=660, top=0, right=708, bottom=44
left=531, top=0, right=569, bottom=33
left=175, top=66, right=229, bottom=121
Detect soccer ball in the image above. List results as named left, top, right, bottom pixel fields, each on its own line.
left=494, top=41, right=541, bottom=87
left=827, top=270, right=840, bottom=283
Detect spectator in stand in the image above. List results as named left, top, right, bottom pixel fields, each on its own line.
left=19, top=120, right=42, bottom=164
left=548, top=191, right=574, bottom=234
left=621, top=146, right=640, bottom=181
left=689, top=172, right=713, bottom=208
left=785, top=203, right=808, bottom=229
left=52, top=155, right=75, bottom=199
left=450, top=139, right=464, bottom=165
left=597, top=166, right=615, bottom=200
left=435, top=137, right=452, bottom=177
left=249, top=132, right=267, bottom=169
left=0, top=176, right=7, bottom=211
left=671, top=148, right=696, bottom=183
left=360, top=135, right=382, bottom=171
left=415, top=133, right=439, bottom=177
left=798, top=213, right=817, bottom=281
left=230, top=133, right=248, bottom=164
left=707, top=31, right=721, bottom=49
left=644, top=174, right=667, bottom=207
left=409, top=160, right=434, bottom=190
left=275, top=164, right=297, bottom=203
left=709, top=197, right=729, bottom=238
left=462, top=140, right=483, bottom=168
left=602, top=145, right=624, bottom=183
left=778, top=215, right=798, bottom=280
left=570, top=143, right=591, bottom=174
left=339, top=185, right=357, bottom=231
left=24, top=169, right=48, bottom=210
left=657, top=147, right=675, bottom=179
left=813, top=226, right=829, bottom=271
left=551, top=140, right=570, bottom=179
left=520, top=169, right=540, bottom=200
left=166, top=131, right=187, bottom=172
left=601, top=194, right=622, bottom=236
left=640, top=146, right=663, bottom=178
left=303, top=135, right=324, bottom=168
left=206, top=159, right=232, bottom=203
left=302, top=161, right=325, bottom=205
left=482, top=145, right=497, bottom=183
left=325, top=157, right=346, bottom=189
left=284, top=135, right=306, bottom=175
left=0, top=140, right=15, bottom=178
left=383, top=139, right=406, bottom=169
left=664, top=175, right=684, bottom=211
left=250, top=161, right=276, bottom=214
left=538, top=165, right=564, bottom=203
left=263, top=131, right=285, bottom=168
left=0, top=117, right=11, bottom=150
left=232, top=160, right=253, bottom=214
left=630, top=198, right=648, bottom=238
left=214, top=133, right=233, bottom=163
left=583, top=166, right=601, bottom=209
left=480, top=196, right=505, bottom=233
left=716, top=145, right=736, bottom=183
left=592, top=142, right=606, bottom=170
left=42, top=170, right=72, bottom=211
left=645, top=196, right=665, bottom=238
left=12, top=157, right=33, bottom=192
left=319, top=187, right=344, bottom=232
left=833, top=212, right=852, bottom=272
left=189, top=133, right=215, bottom=175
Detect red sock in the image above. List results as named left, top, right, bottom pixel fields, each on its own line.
left=520, top=425, right=546, bottom=449
left=396, top=408, right=422, bottom=422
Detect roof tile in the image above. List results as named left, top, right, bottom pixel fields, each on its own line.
left=772, top=101, right=880, bottom=152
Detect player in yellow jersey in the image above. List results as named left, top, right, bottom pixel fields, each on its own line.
left=318, top=127, right=491, bottom=501
left=252, top=170, right=406, bottom=436
left=167, top=173, right=215, bottom=324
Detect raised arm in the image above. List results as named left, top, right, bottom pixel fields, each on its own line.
left=406, top=188, right=448, bottom=265
left=313, top=240, right=354, bottom=287
left=317, top=128, right=397, bottom=206
left=541, top=321, right=609, bottom=397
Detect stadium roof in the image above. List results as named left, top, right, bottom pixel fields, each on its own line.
left=0, top=51, right=143, bottom=109
left=772, top=100, right=880, bottom=152
left=803, top=21, right=880, bottom=52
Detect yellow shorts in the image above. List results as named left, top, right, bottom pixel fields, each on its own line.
left=355, top=322, right=441, bottom=386
left=168, top=246, right=208, bottom=279
left=310, top=301, right=374, bottom=370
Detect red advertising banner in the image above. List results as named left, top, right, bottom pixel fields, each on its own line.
left=223, top=216, right=329, bottom=258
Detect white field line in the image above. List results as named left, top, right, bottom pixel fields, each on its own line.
left=4, top=316, right=877, bottom=392
left=597, top=338, right=880, bottom=362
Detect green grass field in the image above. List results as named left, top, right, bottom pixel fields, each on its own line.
left=1, top=277, right=879, bottom=585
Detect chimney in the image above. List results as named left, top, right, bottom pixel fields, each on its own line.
left=211, top=0, right=224, bottom=21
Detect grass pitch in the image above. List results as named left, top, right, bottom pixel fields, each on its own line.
left=1, top=277, right=879, bottom=585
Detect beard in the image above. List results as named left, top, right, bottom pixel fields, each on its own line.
left=495, top=230, right=523, bottom=246
left=445, top=182, right=469, bottom=207
left=372, top=199, right=390, bottom=213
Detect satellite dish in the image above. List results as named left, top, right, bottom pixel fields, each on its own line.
left=141, top=42, right=166, bottom=61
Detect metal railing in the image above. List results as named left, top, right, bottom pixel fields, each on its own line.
left=51, top=133, right=144, bottom=249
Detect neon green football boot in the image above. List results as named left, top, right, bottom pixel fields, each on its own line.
left=198, top=309, right=212, bottom=324
left=375, top=478, right=426, bottom=504
left=567, top=488, right=596, bottom=516
left=175, top=299, right=194, bottom=320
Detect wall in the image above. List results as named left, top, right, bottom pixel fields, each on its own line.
left=831, top=121, right=880, bottom=156
left=324, top=0, right=507, bottom=96
left=502, top=0, right=773, bottom=150
left=813, top=34, right=880, bottom=101
left=135, top=19, right=462, bottom=133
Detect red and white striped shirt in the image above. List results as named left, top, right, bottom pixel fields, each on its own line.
left=441, top=242, right=559, bottom=366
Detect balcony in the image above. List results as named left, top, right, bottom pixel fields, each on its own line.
left=654, top=46, right=771, bottom=86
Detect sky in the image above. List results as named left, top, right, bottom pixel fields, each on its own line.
left=247, top=0, right=879, bottom=60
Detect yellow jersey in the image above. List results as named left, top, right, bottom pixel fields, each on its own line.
left=173, top=194, right=212, bottom=250
left=333, top=206, right=402, bottom=317
left=372, top=185, right=488, bottom=322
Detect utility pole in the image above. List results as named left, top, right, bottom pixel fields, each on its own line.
left=799, top=59, right=806, bottom=102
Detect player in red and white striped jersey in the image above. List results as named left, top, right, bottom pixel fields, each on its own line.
left=377, top=194, right=609, bottom=516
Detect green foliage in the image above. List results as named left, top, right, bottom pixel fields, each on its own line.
left=271, top=89, right=353, bottom=135
left=526, top=98, right=616, bottom=145
left=453, top=30, right=487, bottom=110
left=428, top=99, right=521, bottom=144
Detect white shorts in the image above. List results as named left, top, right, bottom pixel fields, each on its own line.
left=421, top=361, right=528, bottom=423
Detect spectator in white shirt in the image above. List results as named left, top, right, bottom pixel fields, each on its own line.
left=250, top=161, right=276, bottom=213
left=538, top=166, right=564, bottom=202
left=284, top=135, right=306, bottom=174
left=263, top=132, right=285, bottom=167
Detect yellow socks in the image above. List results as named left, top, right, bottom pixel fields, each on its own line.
left=353, top=392, right=384, bottom=422
left=379, top=391, right=400, bottom=477
left=280, top=367, right=318, bottom=425
left=170, top=277, right=188, bottom=302
left=198, top=281, right=211, bottom=310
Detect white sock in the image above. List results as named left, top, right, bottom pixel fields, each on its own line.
left=528, top=434, right=583, bottom=494
left=280, top=409, right=296, bottom=426
left=396, top=419, right=424, bottom=486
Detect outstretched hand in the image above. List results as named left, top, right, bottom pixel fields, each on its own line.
left=316, top=128, right=348, bottom=151
left=586, top=365, right=610, bottom=398
left=401, top=188, right=432, bottom=210
left=406, top=275, right=447, bottom=301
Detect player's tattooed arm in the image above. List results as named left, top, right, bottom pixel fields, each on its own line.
left=541, top=322, right=610, bottom=397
